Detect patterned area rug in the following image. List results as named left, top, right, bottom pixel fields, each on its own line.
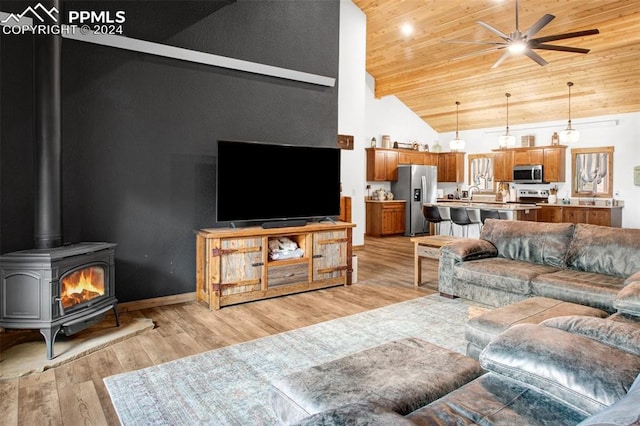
left=104, top=295, right=486, bottom=425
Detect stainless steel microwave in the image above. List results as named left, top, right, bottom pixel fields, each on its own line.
left=513, top=165, right=544, bottom=183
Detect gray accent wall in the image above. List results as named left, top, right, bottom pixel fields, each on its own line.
left=1, top=0, right=340, bottom=302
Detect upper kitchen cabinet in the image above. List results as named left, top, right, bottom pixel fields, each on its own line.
left=493, top=146, right=566, bottom=182
left=366, top=148, right=398, bottom=181
left=438, top=152, right=465, bottom=183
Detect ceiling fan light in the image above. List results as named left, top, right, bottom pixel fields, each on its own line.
left=508, top=41, right=526, bottom=54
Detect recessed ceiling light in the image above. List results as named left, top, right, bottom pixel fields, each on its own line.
left=401, top=23, right=414, bottom=36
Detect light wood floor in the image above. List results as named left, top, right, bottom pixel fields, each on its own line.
left=0, top=235, right=440, bottom=425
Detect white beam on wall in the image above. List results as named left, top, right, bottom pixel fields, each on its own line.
left=60, top=32, right=336, bottom=87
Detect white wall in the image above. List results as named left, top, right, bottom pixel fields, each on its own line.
left=439, top=112, right=640, bottom=228
left=338, top=0, right=367, bottom=245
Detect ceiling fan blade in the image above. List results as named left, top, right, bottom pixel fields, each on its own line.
left=452, top=46, right=506, bottom=61
left=491, top=50, right=511, bottom=69
left=524, top=49, right=548, bottom=66
left=533, top=43, right=590, bottom=54
left=532, top=29, right=599, bottom=44
left=524, top=14, right=555, bottom=39
left=477, top=20, right=510, bottom=41
left=443, top=40, right=508, bottom=46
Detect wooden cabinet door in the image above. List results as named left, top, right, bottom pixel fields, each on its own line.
left=513, top=149, right=543, bottom=165
left=367, top=149, right=398, bottom=181
left=587, top=209, right=611, bottom=226
left=543, top=147, right=566, bottom=182
left=562, top=207, right=587, bottom=224
left=537, top=205, right=563, bottom=222
left=493, top=150, right=514, bottom=182
left=216, top=237, right=264, bottom=295
left=381, top=204, right=405, bottom=235
left=423, top=153, right=438, bottom=166
left=312, top=230, right=348, bottom=281
left=398, top=151, right=424, bottom=165
left=385, top=150, right=399, bottom=180
left=438, top=152, right=464, bottom=182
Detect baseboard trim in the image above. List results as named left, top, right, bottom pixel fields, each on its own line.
left=118, top=292, right=197, bottom=313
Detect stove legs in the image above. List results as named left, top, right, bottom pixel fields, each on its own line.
left=40, top=326, right=62, bottom=360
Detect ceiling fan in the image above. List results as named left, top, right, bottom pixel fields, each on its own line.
left=447, top=0, right=599, bottom=68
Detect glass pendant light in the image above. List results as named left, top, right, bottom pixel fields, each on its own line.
left=449, top=101, right=465, bottom=152
left=498, top=92, right=516, bottom=148
left=559, top=81, right=580, bottom=143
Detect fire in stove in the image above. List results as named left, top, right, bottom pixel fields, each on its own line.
left=61, top=266, right=105, bottom=310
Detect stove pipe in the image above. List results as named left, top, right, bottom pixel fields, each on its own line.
left=33, top=0, right=63, bottom=249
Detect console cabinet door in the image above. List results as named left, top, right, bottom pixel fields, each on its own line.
left=312, top=230, right=348, bottom=281
left=215, top=237, right=264, bottom=295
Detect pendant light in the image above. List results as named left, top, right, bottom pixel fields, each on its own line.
left=559, top=81, right=580, bottom=143
left=449, top=101, right=465, bottom=152
left=498, top=93, right=516, bottom=148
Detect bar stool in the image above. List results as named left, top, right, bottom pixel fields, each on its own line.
left=422, top=204, right=452, bottom=236
left=480, top=209, right=501, bottom=224
left=450, top=207, right=481, bottom=237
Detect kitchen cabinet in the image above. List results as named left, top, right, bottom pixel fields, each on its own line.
left=542, top=147, right=566, bottom=182
left=365, top=200, right=406, bottom=236
left=537, top=205, right=563, bottom=223
left=195, top=222, right=354, bottom=309
left=492, top=150, right=514, bottom=182
left=398, top=150, right=425, bottom=165
left=493, top=145, right=566, bottom=182
left=438, top=152, right=465, bottom=183
left=538, top=205, right=622, bottom=227
left=513, top=148, right=544, bottom=166
left=366, top=148, right=399, bottom=181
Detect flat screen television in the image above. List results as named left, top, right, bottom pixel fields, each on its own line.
left=216, top=140, right=341, bottom=227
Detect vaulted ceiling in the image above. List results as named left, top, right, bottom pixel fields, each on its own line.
left=352, top=0, right=640, bottom=133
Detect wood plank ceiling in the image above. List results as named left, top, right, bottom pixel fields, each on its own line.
left=352, top=0, right=640, bottom=133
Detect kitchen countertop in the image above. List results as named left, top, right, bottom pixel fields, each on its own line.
left=428, top=201, right=540, bottom=211
left=365, top=199, right=407, bottom=203
left=536, top=202, right=623, bottom=209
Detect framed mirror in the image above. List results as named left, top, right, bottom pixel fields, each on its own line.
left=571, top=146, right=614, bottom=197
left=468, top=153, right=494, bottom=191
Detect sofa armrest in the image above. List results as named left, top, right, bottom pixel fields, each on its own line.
left=438, top=239, right=498, bottom=296
left=440, top=239, right=498, bottom=262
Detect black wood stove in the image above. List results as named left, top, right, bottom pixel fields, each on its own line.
left=0, top=243, right=119, bottom=359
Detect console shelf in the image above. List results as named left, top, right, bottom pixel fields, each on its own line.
left=195, top=221, right=355, bottom=309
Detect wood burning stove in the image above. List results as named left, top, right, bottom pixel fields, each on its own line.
left=0, top=243, right=119, bottom=359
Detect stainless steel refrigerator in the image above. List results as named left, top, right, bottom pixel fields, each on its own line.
left=391, top=165, right=438, bottom=236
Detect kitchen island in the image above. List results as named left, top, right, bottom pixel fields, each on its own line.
left=425, top=201, right=541, bottom=236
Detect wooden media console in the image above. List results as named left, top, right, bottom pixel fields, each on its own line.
left=195, top=221, right=355, bottom=309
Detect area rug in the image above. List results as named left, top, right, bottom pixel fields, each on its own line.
left=0, top=316, right=154, bottom=379
left=104, top=295, right=484, bottom=425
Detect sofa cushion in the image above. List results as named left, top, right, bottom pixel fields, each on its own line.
left=566, top=224, right=640, bottom=278
left=480, top=323, right=640, bottom=415
left=269, top=337, right=483, bottom=425
left=541, top=315, right=640, bottom=356
left=577, top=372, right=640, bottom=426
left=531, top=269, right=624, bottom=312
left=480, top=219, right=575, bottom=267
left=407, top=373, right=588, bottom=425
left=466, top=297, right=608, bottom=357
left=454, top=258, right=559, bottom=295
left=615, top=282, right=640, bottom=317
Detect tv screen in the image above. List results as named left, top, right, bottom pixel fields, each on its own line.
left=216, top=140, right=341, bottom=225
